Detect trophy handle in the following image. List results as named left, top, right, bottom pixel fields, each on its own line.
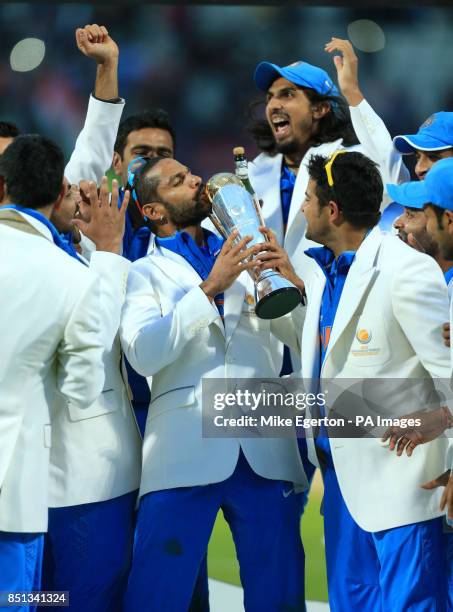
left=251, top=194, right=265, bottom=227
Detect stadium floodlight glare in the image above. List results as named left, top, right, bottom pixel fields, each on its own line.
left=347, top=20, right=386, bottom=53
left=10, top=38, right=46, bottom=72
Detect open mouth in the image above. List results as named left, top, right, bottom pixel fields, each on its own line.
left=271, top=116, right=291, bottom=139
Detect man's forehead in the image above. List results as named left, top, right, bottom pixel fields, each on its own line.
left=267, top=76, right=297, bottom=93
left=126, top=127, right=173, bottom=148
left=416, top=148, right=453, bottom=157
left=148, top=157, right=185, bottom=179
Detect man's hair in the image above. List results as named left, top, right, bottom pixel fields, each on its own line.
left=0, top=134, right=65, bottom=209
left=114, top=109, right=176, bottom=157
left=247, top=88, right=359, bottom=155
left=426, top=203, right=447, bottom=227
left=127, top=156, right=167, bottom=231
left=307, top=152, right=382, bottom=229
left=133, top=156, right=168, bottom=207
left=0, top=121, right=20, bottom=139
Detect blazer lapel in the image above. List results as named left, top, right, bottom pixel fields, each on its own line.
left=150, top=245, right=226, bottom=338
left=301, top=266, right=326, bottom=384
left=224, top=272, right=248, bottom=345
left=249, top=153, right=284, bottom=244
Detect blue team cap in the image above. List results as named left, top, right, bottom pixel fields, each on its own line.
left=386, top=157, right=453, bottom=211
left=254, top=60, right=338, bottom=96
left=393, top=112, right=453, bottom=154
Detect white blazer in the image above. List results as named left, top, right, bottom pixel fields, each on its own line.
left=300, top=227, right=451, bottom=532
left=120, top=242, right=308, bottom=499
left=248, top=99, right=410, bottom=371
left=48, top=251, right=142, bottom=508
left=0, top=212, right=105, bottom=532
left=46, top=91, right=140, bottom=509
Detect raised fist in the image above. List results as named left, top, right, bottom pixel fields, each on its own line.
left=76, top=24, right=118, bottom=65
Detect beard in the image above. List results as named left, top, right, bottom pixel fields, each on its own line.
left=396, top=229, right=408, bottom=244
left=164, top=184, right=212, bottom=229
left=274, top=136, right=303, bottom=157
left=271, top=115, right=313, bottom=158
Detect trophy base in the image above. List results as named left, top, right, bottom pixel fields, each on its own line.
left=255, top=273, right=302, bottom=319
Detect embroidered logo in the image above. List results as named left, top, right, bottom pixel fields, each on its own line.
left=356, top=329, right=372, bottom=344
left=420, top=114, right=435, bottom=129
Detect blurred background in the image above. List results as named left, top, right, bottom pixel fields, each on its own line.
left=1, top=4, right=453, bottom=181
left=1, top=3, right=452, bottom=604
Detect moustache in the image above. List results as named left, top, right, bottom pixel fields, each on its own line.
left=197, top=183, right=212, bottom=210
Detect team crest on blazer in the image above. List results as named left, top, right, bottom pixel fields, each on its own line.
left=356, top=328, right=372, bottom=344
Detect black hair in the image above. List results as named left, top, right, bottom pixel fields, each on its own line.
left=307, top=152, right=382, bottom=230
left=0, top=121, right=20, bottom=139
left=426, top=203, right=447, bottom=227
left=127, top=156, right=167, bottom=231
left=247, top=87, right=359, bottom=156
left=0, top=134, right=64, bottom=209
left=114, top=109, right=176, bottom=157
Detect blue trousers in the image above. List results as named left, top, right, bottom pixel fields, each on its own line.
left=0, top=531, right=43, bottom=612
left=132, top=399, right=148, bottom=438
left=125, top=451, right=306, bottom=612
left=447, top=531, right=453, bottom=611
left=323, top=464, right=447, bottom=611
left=42, top=491, right=137, bottom=612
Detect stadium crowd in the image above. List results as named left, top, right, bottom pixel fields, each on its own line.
left=0, top=22, right=452, bottom=612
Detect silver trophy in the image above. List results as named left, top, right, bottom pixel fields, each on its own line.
left=205, top=173, right=302, bottom=319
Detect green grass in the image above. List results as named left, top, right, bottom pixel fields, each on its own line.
left=207, top=470, right=328, bottom=602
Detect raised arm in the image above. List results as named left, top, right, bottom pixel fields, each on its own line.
left=325, top=37, right=410, bottom=197
left=65, top=24, right=125, bottom=186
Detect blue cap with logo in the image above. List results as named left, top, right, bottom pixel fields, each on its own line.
left=254, top=60, right=338, bottom=96
left=393, top=112, right=453, bottom=154
left=386, top=157, right=453, bottom=211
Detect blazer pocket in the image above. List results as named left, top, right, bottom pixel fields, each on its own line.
left=67, top=388, right=119, bottom=422
left=149, top=385, right=196, bottom=420
left=347, top=315, right=391, bottom=367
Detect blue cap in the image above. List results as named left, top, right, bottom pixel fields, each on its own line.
left=254, top=60, right=338, bottom=96
left=386, top=157, right=453, bottom=211
left=393, top=112, right=453, bottom=154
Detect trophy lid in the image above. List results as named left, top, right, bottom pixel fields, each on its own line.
left=205, top=172, right=244, bottom=202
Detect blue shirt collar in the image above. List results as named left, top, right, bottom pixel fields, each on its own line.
left=444, top=265, right=453, bottom=286
left=305, top=245, right=356, bottom=280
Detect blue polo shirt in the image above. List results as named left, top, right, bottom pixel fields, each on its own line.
left=280, top=164, right=296, bottom=231
left=305, top=246, right=357, bottom=454
left=444, top=266, right=453, bottom=287
left=156, top=229, right=224, bottom=319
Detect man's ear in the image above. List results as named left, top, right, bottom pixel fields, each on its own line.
left=142, top=202, right=166, bottom=223
left=112, top=152, right=123, bottom=178
left=445, top=210, right=453, bottom=235
left=312, top=101, right=331, bottom=121
left=53, top=181, right=66, bottom=211
left=328, top=199, right=341, bottom=222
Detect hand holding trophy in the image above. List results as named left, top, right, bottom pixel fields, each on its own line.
left=204, top=148, right=302, bottom=319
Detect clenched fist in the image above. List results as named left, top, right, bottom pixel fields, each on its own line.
left=76, top=24, right=118, bottom=65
